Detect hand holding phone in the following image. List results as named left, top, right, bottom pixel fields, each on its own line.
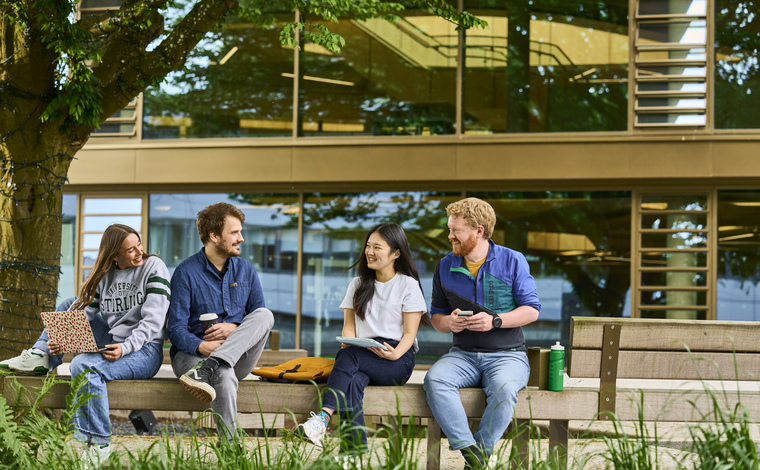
left=457, top=310, right=473, bottom=317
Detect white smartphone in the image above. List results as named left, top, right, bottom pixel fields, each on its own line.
left=457, top=310, right=473, bottom=317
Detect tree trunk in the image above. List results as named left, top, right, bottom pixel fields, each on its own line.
left=0, top=121, right=77, bottom=360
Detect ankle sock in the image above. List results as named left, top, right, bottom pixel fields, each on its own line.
left=205, top=357, right=227, bottom=371
left=317, top=410, right=331, bottom=427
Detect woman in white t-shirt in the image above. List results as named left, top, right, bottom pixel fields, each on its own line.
left=296, top=223, right=427, bottom=455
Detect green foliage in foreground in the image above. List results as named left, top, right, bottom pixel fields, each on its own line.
left=1, top=371, right=759, bottom=470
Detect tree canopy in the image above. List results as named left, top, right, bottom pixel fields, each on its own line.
left=0, top=0, right=485, bottom=358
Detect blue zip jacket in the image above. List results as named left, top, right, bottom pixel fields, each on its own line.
left=431, top=240, right=540, bottom=352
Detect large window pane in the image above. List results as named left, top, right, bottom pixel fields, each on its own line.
left=715, top=1, right=760, bottom=128
left=59, top=194, right=77, bottom=302
left=149, top=193, right=299, bottom=347
left=143, top=10, right=294, bottom=139
left=471, top=192, right=632, bottom=347
left=301, top=192, right=459, bottom=362
left=298, top=9, right=457, bottom=136
left=463, top=1, right=628, bottom=133
left=717, top=191, right=760, bottom=320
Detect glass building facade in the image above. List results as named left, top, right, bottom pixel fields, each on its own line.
left=69, top=0, right=760, bottom=361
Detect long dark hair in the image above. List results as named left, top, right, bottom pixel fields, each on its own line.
left=349, top=223, right=426, bottom=325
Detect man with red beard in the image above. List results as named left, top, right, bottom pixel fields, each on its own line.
left=168, top=202, right=274, bottom=445
left=423, top=198, right=540, bottom=470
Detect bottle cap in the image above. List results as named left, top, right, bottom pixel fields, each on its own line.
left=551, top=341, right=564, bottom=350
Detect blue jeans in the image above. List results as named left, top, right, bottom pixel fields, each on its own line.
left=66, top=319, right=163, bottom=445
left=423, top=347, right=529, bottom=453
left=323, top=338, right=415, bottom=453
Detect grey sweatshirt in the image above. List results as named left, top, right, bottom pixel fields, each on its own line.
left=85, top=256, right=171, bottom=356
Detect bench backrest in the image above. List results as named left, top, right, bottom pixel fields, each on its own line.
left=567, top=316, right=760, bottom=382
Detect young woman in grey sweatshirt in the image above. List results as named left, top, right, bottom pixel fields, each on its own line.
left=0, top=223, right=171, bottom=467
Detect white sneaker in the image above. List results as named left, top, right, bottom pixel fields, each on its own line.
left=0, top=349, right=49, bottom=375
left=486, top=454, right=498, bottom=470
left=80, top=443, right=111, bottom=468
left=295, top=411, right=327, bottom=448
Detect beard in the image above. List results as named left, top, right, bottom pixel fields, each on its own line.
left=452, top=233, right=478, bottom=257
left=214, top=239, right=241, bottom=259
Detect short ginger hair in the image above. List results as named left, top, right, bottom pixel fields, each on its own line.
left=446, top=197, right=496, bottom=240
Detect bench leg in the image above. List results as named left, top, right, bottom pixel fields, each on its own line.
left=512, top=418, right=530, bottom=469
left=427, top=419, right=442, bottom=470
left=548, top=419, right=569, bottom=469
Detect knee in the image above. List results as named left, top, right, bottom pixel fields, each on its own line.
left=423, top=367, right=446, bottom=392
left=489, top=380, right=523, bottom=402
left=69, top=355, right=95, bottom=377
left=253, top=308, right=274, bottom=330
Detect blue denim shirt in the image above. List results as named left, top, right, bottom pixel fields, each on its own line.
left=167, top=248, right=266, bottom=358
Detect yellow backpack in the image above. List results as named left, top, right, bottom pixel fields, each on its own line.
left=252, top=357, right=335, bottom=383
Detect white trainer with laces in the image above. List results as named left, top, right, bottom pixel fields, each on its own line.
left=0, top=349, right=49, bottom=375
left=80, top=443, right=111, bottom=469
left=295, top=411, right=327, bottom=448
left=487, top=454, right=498, bottom=469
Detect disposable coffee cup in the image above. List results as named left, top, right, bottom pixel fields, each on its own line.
left=199, top=313, right=218, bottom=331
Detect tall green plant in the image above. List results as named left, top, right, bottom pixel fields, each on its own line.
left=0, top=371, right=92, bottom=469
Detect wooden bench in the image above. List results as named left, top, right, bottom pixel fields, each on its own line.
left=4, top=317, right=760, bottom=470
left=514, top=316, right=760, bottom=467
left=1, top=375, right=472, bottom=470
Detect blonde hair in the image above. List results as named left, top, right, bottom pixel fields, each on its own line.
left=72, top=224, right=152, bottom=310
left=446, top=197, right=496, bottom=240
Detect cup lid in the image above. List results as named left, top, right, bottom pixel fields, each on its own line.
left=199, top=313, right=218, bottom=321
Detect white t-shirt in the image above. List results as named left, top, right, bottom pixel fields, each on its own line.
left=340, top=273, right=427, bottom=352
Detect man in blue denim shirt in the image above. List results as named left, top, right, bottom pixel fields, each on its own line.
left=168, top=202, right=274, bottom=443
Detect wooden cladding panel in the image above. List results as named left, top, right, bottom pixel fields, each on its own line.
left=569, top=317, right=760, bottom=352
left=568, top=349, right=760, bottom=381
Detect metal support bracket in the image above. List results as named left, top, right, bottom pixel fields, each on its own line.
left=599, top=323, right=621, bottom=419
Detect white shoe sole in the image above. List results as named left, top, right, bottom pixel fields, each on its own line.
left=180, top=374, right=216, bottom=402
left=0, top=364, right=48, bottom=376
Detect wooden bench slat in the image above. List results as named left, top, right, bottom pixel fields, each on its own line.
left=570, top=317, right=760, bottom=352
left=568, top=349, right=760, bottom=381
left=1, top=377, right=481, bottom=419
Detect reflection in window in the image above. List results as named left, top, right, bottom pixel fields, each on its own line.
left=715, top=0, right=760, bottom=128
left=472, top=191, right=632, bottom=346
left=301, top=192, right=459, bottom=361
left=463, top=1, right=628, bottom=133
left=59, top=195, right=77, bottom=302
left=717, top=191, right=760, bottom=320
left=298, top=11, right=457, bottom=136
left=143, top=10, right=294, bottom=139
left=80, top=197, right=143, bottom=283
left=148, top=193, right=299, bottom=347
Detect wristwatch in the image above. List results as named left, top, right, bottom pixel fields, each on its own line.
left=492, top=314, right=502, bottom=329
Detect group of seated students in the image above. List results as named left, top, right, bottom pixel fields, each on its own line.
left=0, top=197, right=540, bottom=470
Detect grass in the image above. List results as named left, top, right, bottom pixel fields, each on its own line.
left=1, top=370, right=759, bottom=470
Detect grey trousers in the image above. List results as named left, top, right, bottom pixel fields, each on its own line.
left=172, top=307, right=274, bottom=441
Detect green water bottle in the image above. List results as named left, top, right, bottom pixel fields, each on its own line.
left=548, top=341, right=565, bottom=391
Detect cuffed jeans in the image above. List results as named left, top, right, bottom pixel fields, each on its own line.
left=423, top=347, right=529, bottom=453
left=171, top=307, right=274, bottom=442
left=322, top=338, right=415, bottom=453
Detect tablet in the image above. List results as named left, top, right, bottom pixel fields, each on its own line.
left=336, top=336, right=389, bottom=351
